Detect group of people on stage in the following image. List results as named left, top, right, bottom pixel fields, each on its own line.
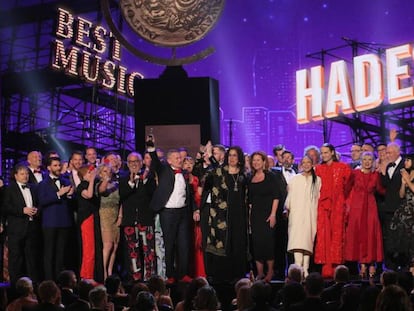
left=0, top=130, right=413, bottom=290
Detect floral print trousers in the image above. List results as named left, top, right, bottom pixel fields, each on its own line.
left=123, top=224, right=156, bottom=281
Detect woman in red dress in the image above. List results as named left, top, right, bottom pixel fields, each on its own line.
left=183, top=156, right=206, bottom=278
left=344, top=152, right=385, bottom=278
left=315, top=143, right=352, bottom=278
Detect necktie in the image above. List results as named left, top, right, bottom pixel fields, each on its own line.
left=21, top=184, right=29, bottom=189
left=390, top=162, right=396, bottom=168
left=174, top=169, right=182, bottom=174
left=33, top=169, right=41, bottom=174
left=52, top=177, right=59, bottom=183
left=285, top=168, right=292, bottom=173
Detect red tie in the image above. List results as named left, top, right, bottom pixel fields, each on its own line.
left=174, top=169, right=182, bottom=174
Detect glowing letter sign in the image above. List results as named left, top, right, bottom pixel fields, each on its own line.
left=51, top=8, right=143, bottom=97
left=296, top=43, right=414, bottom=124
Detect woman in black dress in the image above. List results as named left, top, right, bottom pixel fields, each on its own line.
left=389, top=154, right=414, bottom=270
left=248, top=151, right=280, bottom=282
left=202, top=146, right=249, bottom=283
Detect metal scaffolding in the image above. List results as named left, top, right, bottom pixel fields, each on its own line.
left=306, top=38, right=414, bottom=154
left=0, top=0, right=135, bottom=178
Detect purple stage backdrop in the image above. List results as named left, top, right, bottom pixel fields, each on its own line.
left=1, top=0, right=414, bottom=161
left=118, top=0, right=414, bottom=158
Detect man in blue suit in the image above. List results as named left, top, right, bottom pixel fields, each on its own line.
left=37, top=157, right=74, bottom=281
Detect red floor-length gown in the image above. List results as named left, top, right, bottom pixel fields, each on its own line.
left=344, top=170, right=385, bottom=263
left=190, top=175, right=206, bottom=277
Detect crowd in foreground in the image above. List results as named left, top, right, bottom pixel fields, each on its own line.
left=3, top=264, right=414, bottom=311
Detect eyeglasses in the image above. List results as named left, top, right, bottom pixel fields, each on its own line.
left=127, top=160, right=141, bottom=164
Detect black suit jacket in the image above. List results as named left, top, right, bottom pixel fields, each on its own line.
left=60, top=289, right=78, bottom=307
left=3, top=181, right=41, bottom=237
left=321, top=282, right=346, bottom=303
left=381, top=159, right=404, bottom=213
left=27, top=168, right=45, bottom=185
left=119, top=171, right=156, bottom=226
left=149, top=151, right=195, bottom=212
left=270, top=168, right=288, bottom=218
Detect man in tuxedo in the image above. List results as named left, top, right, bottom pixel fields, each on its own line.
left=349, top=143, right=362, bottom=169
left=3, top=163, right=43, bottom=284
left=37, top=157, right=74, bottom=281
left=271, top=150, right=297, bottom=279
left=380, top=142, right=404, bottom=270
left=27, top=150, right=44, bottom=185
left=273, top=144, right=285, bottom=168
left=147, top=139, right=195, bottom=283
left=119, top=151, right=156, bottom=281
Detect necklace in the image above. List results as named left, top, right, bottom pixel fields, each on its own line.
left=231, top=172, right=240, bottom=192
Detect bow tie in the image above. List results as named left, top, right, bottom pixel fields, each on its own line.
left=173, top=169, right=182, bottom=174
left=389, top=162, right=396, bottom=168
left=52, top=177, right=59, bottom=183
left=134, top=174, right=144, bottom=181
left=285, top=168, right=293, bottom=173
left=33, top=169, right=42, bottom=174
left=21, top=184, right=29, bottom=189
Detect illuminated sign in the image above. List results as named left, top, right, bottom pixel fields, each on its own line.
left=51, top=8, right=144, bottom=97
left=296, top=43, right=414, bottom=124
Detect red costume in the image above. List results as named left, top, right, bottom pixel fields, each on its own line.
left=315, top=161, right=351, bottom=277
left=344, top=170, right=385, bottom=263
left=190, top=175, right=206, bottom=277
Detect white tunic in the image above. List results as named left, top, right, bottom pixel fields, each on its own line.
left=285, top=173, right=321, bottom=254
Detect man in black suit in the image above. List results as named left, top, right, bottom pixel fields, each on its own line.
left=290, top=272, right=327, bottom=311
left=57, top=270, right=78, bottom=307
left=147, top=138, right=195, bottom=283
left=380, top=142, right=404, bottom=270
left=27, top=150, right=44, bottom=185
left=271, top=150, right=296, bottom=279
left=3, top=163, right=43, bottom=284
left=321, top=265, right=350, bottom=305
left=66, top=280, right=94, bottom=311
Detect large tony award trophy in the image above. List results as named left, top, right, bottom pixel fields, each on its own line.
left=102, top=0, right=225, bottom=154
